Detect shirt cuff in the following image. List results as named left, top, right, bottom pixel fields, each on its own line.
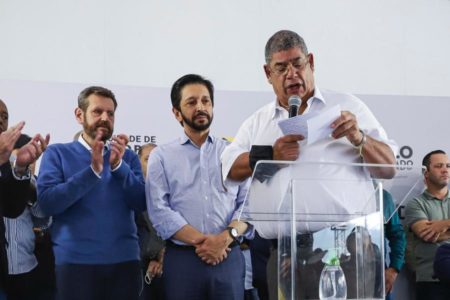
left=12, top=167, right=31, bottom=180
left=90, top=165, right=102, bottom=178
left=10, top=154, right=31, bottom=180
left=389, top=262, right=402, bottom=273
left=241, top=222, right=255, bottom=240
left=160, top=217, right=188, bottom=241
left=111, top=160, right=122, bottom=172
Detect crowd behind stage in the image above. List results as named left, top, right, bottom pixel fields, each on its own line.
left=1, top=29, right=450, bottom=300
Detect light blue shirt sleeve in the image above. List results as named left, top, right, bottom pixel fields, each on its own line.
left=145, top=147, right=188, bottom=240
left=231, top=178, right=254, bottom=240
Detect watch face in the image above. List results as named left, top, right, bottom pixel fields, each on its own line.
left=231, top=228, right=238, bottom=238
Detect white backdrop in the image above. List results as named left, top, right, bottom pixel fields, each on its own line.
left=2, top=0, right=450, bottom=299
left=1, top=79, right=447, bottom=171
left=1, top=0, right=450, bottom=96
left=2, top=78, right=445, bottom=300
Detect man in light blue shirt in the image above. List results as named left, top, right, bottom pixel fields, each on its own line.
left=146, top=74, right=252, bottom=300
left=4, top=135, right=54, bottom=300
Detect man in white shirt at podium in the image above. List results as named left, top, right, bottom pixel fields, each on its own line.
left=221, top=29, right=398, bottom=299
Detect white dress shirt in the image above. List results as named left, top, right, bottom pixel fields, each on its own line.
left=221, top=87, right=398, bottom=180
left=221, top=87, right=398, bottom=237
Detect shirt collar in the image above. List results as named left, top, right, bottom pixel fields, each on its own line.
left=179, top=131, right=214, bottom=146
left=313, top=86, right=326, bottom=105
left=272, top=101, right=286, bottom=119
left=78, top=133, right=110, bottom=152
left=271, top=86, right=326, bottom=119
left=423, top=189, right=450, bottom=202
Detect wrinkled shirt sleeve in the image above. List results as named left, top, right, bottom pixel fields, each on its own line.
left=145, top=148, right=188, bottom=240
left=221, top=117, right=255, bottom=183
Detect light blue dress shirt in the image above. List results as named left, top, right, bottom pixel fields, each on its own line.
left=4, top=208, right=37, bottom=274
left=146, top=134, right=251, bottom=244
left=3, top=177, right=50, bottom=274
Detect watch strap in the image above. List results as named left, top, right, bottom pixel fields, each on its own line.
left=226, top=226, right=239, bottom=242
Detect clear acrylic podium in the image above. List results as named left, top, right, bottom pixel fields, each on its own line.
left=238, top=161, right=424, bottom=300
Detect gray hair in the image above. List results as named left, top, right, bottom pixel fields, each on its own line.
left=265, top=30, right=309, bottom=63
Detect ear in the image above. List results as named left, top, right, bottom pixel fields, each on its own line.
left=263, top=64, right=272, bottom=84
left=75, top=108, right=84, bottom=125
left=308, top=53, right=315, bottom=72
left=172, top=107, right=183, bottom=123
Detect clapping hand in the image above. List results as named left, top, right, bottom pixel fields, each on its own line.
left=0, top=121, right=25, bottom=164
left=15, top=133, right=50, bottom=173
left=110, top=134, right=128, bottom=170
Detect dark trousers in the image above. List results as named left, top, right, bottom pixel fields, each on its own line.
left=5, top=266, right=42, bottom=300
left=249, top=233, right=271, bottom=300
left=55, top=260, right=141, bottom=300
left=416, top=281, right=450, bottom=300
left=140, top=270, right=163, bottom=300
left=163, top=244, right=245, bottom=300
left=245, top=288, right=260, bottom=300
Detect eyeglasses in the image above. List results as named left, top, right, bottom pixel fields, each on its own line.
left=270, top=56, right=310, bottom=76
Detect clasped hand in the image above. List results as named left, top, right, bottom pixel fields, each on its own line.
left=194, top=233, right=231, bottom=266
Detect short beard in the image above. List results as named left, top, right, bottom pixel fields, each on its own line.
left=83, top=120, right=113, bottom=142
left=428, top=176, right=449, bottom=190
left=181, top=111, right=213, bottom=131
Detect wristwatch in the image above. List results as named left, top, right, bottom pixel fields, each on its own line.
left=227, top=227, right=239, bottom=243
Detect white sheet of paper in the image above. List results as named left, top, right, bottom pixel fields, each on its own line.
left=278, top=114, right=309, bottom=138
left=278, top=105, right=341, bottom=145
left=307, top=105, right=341, bottom=144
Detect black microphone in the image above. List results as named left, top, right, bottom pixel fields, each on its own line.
left=288, top=95, right=301, bottom=118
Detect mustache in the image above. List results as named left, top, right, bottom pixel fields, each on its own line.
left=194, top=111, right=210, bottom=118
left=95, top=120, right=111, bottom=130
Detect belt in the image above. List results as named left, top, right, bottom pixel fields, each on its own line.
left=166, top=240, right=196, bottom=250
